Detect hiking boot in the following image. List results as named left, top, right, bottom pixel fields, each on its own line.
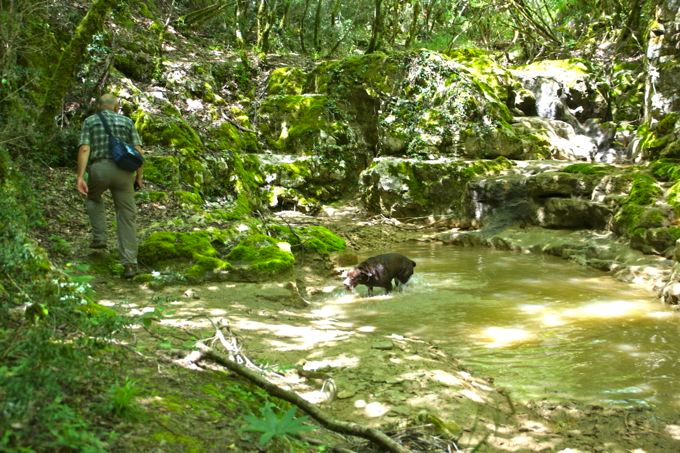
left=90, top=241, right=107, bottom=250
left=123, top=264, right=138, bottom=279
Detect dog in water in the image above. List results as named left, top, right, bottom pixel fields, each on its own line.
left=344, top=253, right=416, bottom=296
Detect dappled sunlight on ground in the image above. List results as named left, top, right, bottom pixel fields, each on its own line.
left=229, top=317, right=355, bottom=351
left=666, top=425, right=680, bottom=440
left=354, top=400, right=391, bottom=418
left=301, top=355, right=361, bottom=370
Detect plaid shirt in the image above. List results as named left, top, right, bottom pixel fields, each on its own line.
left=79, top=109, right=143, bottom=161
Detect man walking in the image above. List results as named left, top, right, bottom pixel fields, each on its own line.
left=76, top=94, right=144, bottom=278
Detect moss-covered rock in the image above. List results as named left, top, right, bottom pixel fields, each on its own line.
left=612, top=174, right=669, bottom=246
left=138, top=230, right=231, bottom=281
left=360, top=156, right=514, bottom=220
left=266, top=67, right=307, bottom=96
left=650, top=158, right=680, bottom=182
left=562, top=163, right=616, bottom=175
left=257, top=94, right=351, bottom=153
left=205, top=119, right=259, bottom=154
left=631, top=226, right=680, bottom=256
left=527, top=171, right=602, bottom=198
left=226, top=234, right=294, bottom=280
left=255, top=153, right=351, bottom=209
left=538, top=198, right=612, bottom=230
left=143, top=155, right=180, bottom=188
left=175, top=190, right=203, bottom=209
left=270, top=225, right=346, bottom=254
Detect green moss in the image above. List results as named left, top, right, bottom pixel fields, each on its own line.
left=225, top=152, right=262, bottom=219
left=446, top=49, right=515, bottom=104
left=206, top=121, right=259, bottom=154
left=662, top=141, right=680, bottom=159
left=226, top=234, right=294, bottom=275
left=667, top=181, right=680, bottom=211
left=656, top=112, right=679, bottom=135
left=460, top=157, right=515, bottom=178
left=310, top=52, right=397, bottom=95
left=562, top=163, right=615, bottom=175
left=75, top=302, right=118, bottom=318
left=267, top=67, right=307, bottom=95
left=185, top=255, right=231, bottom=281
left=175, top=190, right=203, bottom=207
left=270, top=225, right=346, bottom=254
left=650, top=159, right=680, bottom=182
left=614, top=174, right=666, bottom=238
left=648, top=133, right=672, bottom=150
left=133, top=109, right=203, bottom=157
left=513, top=59, right=589, bottom=88
left=139, top=230, right=232, bottom=281
left=615, top=204, right=668, bottom=238
left=258, top=94, right=339, bottom=151
left=625, top=174, right=662, bottom=205
left=143, top=155, right=180, bottom=188
left=139, top=231, right=217, bottom=263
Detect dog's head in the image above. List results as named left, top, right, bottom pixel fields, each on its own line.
left=343, top=267, right=367, bottom=291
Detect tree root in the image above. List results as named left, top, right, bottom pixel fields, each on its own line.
left=182, top=325, right=409, bottom=453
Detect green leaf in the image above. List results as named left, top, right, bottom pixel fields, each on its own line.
left=243, top=406, right=314, bottom=446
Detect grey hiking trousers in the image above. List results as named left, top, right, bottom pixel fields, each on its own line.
left=86, top=159, right=138, bottom=265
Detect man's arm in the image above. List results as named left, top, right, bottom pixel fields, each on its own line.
left=76, top=144, right=90, bottom=195
left=134, top=145, right=144, bottom=189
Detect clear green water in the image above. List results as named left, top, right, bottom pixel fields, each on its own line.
left=325, top=243, right=680, bottom=415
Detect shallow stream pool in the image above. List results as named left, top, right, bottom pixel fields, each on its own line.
left=322, top=242, right=680, bottom=415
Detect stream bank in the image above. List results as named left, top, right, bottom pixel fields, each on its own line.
left=98, top=212, right=680, bottom=452
left=101, top=218, right=680, bottom=452
left=33, top=163, right=680, bottom=451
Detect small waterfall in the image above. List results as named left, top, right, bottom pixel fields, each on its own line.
left=534, top=78, right=561, bottom=119
left=517, top=71, right=622, bottom=163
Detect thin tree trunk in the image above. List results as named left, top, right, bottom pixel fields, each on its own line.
left=278, top=0, right=291, bottom=31
left=405, top=0, right=421, bottom=48
left=616, top=0, right=645, bottom=47
left=313, top=0, right=323, bottom=51
left=39, top=0, right=115, bottom=128
left=300, top=0, right=311, bottom=53
left=366, top=0, right=383, bottom=53
left=330, top=0, right=340, bottom=27
left=256, top=0, right=278, bottom=52
left=256, top=0, right=266, bottom=49
left=235, top=0, right=246, bottom=48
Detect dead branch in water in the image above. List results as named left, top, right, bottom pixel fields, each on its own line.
left=181, top=325, right=410, bottom=453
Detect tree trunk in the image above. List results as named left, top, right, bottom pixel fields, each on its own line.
left=256, top=0, right=278, bottom=52
left=39, top=0, right=115, bottom=128
left=616, top=0, right=646, bottom=47
left=235, top=0, right=247, bottom=48
left=313, top=0, right=324, bottom=51
left=279, top=0, right=291, bottom=31
left=330, top=0, right=340, bottom=27
left=405, top=0, right=421, bottom=48
left=300, top=0, right=311, bottom=53
left=366, top=0, right=383, bottom=53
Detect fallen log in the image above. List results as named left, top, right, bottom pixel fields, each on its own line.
left=190, top=339, right=410, bottom=453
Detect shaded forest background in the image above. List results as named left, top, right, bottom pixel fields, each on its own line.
left=0, top=0, right=663, bottom=450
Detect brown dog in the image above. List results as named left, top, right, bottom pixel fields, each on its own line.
left=344, top=253, right=416, bottom=296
